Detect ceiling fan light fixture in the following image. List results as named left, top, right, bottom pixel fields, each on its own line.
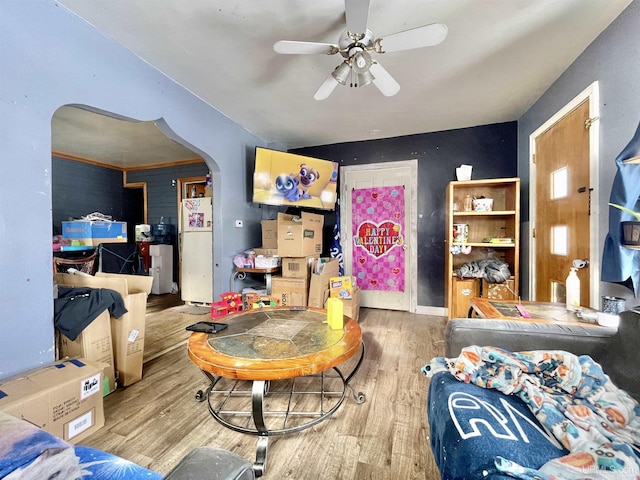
left=356, top=69, right=374, bottom=87
left=332, top=61, right=352, bottom=85
left=351, top=50, right=372, bottom=74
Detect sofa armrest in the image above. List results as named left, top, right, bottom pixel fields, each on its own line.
left=164, top=446, right=255, bottom=480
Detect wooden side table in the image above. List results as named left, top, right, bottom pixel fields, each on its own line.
left=469, top=297, right=599, bottom=325
left=231, top=266, right=280, bottom=294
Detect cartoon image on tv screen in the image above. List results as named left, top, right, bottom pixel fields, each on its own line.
left=253, top=147, right=338, bottom=210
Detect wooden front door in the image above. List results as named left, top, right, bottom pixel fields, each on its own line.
left=533, top=99, right=592, bottom=306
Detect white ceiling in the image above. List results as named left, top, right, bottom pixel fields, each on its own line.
left=53, top=0, right=632, bottom=168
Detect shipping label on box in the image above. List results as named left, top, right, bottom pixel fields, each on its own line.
left=277, top=212, right=324, bottom=257
left=271, top=275, right=309, bottom=307
left=261, top=220, right=278, bottom=250
left=308, top=257, right=340, bottom=308
left=330, top=276, right=356, bottom=299
left=281, top=255, right=317, bottom=279
left=0, top=358, right=106, bottom=444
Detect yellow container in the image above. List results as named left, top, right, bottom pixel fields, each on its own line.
left=326, top=297, right=344, bottom=330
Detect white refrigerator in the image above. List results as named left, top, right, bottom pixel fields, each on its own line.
left=179, top=197, right=213, bottom=304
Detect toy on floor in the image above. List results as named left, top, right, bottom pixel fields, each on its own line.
left=244, top=292, right=279, bottom=310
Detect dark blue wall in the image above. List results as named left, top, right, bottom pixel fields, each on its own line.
left=52, top=157, right=209, bottom=281
left=292, top=122, right=518, bottom=307
left=126, top=162, right=209, bottom=227
left=52, top=156, right=125, bottom=235
left=52, top=156, right=208, bottom=235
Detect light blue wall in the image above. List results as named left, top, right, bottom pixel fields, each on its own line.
left=518, top=0, right=640, bottom=304
left=0, top=1, right=275, bottom=379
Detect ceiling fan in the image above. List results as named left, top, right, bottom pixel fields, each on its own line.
left=273, top=0, right=447, bottom=100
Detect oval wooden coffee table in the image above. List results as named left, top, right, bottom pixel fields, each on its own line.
left=187, top=307, right=365, bottom=477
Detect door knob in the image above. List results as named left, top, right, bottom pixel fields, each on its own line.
left=572, top=259, right=589, bottom=269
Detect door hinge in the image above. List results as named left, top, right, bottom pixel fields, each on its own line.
left=532, top=153, right=536, bottom=164
left=532, top=227, right=536, bottom=238
left=585, top=116, right=599, bottom=129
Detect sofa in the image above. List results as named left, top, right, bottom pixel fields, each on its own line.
left=0, top=410, right=255, bottom=480
left=425, top=308, right=640, bottom=479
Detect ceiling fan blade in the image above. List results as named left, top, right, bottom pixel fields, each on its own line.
left=378, top=23, right=448, bottom=53
left=345, top=0, right=370, bottom=35
left=274, top=40, right=339, bottom=55
left=369, top=62, right=400, bottom=97
left=314, top=74, right=340, bottom=101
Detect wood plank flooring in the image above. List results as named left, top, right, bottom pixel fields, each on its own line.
left=83, top=296, right=447, bottom=479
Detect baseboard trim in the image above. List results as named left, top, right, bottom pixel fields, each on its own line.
left=415, top=305, right=446, bottom=316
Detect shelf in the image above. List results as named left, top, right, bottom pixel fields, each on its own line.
left=445, top=178, right=520, bottom=320
left=452, top=242, right=515, bottom=248
left=623, top=244, right=640, bottom=250
left=453, top=210, right=517, bottom=216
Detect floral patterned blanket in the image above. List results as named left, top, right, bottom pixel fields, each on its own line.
left=423, top=347, right=640, bottom=479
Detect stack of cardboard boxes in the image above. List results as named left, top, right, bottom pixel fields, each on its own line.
left=54, top=272, right=154, bottom=390
left=260, top=212, right=361, bottom=321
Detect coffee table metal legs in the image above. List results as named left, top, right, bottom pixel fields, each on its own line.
left=346, top=340, right=366, bottom=404
left=194, top=341, right=366, bottom=476
left=252, top=380, right=269, bottom=476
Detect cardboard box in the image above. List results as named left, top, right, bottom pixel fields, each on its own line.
left=0, top=358, right=105, bottom=444
left=54, top=272, right=153, bottom=387
left=254, top=255, right=281, bottom=268
left=281, top=255, right=317, bottom=279
left=61, top=221, right=127, bottom=246
left=58, top=309, right=116, bottom=395
left=91, top=221, right=127, bottom=246
left=61, top=221, right=92, bottom=246
left=343, top=286, right=361, bottom=322
left=253, top=248, right=279, bottom=256
left=482, top=279, right=517, bottom=300
left=271, top=275, right=308, bottom=306
left=308, top=257, right=340, bottom=308
left=261, top=220, right=278, bottom=250
left=330, top=276, right=356, bottom=299
left=277, top=212, right=324, bottom=257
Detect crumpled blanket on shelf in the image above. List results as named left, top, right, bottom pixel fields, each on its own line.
left=423, top=347, right=640, bottom=479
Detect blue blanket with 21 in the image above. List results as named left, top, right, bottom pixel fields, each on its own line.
left=423, top=347, right=640, bottom=479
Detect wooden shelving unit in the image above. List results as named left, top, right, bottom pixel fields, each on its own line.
left=444, top=178, right=520, bottom=319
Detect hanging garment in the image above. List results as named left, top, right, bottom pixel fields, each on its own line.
left=601, top=120, right=640, bottom=296
left=54, top=286, right=127, bottom=340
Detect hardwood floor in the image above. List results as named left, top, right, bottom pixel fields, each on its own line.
left=83, top=297, right=447, bottom=479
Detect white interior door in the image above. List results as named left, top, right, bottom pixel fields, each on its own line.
left=340, top=160, right=417, bottom=311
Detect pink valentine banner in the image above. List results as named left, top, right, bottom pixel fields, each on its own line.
left=351, top=186, right=405, bottom=292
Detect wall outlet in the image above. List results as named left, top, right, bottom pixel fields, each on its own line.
left=235, top=220, right=243, bottom=228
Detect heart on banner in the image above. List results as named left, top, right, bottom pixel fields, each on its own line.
left=355, top=221, right=402, bottom=258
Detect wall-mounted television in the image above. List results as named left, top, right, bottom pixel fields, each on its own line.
left=253, top=147, right=339, bottom=211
